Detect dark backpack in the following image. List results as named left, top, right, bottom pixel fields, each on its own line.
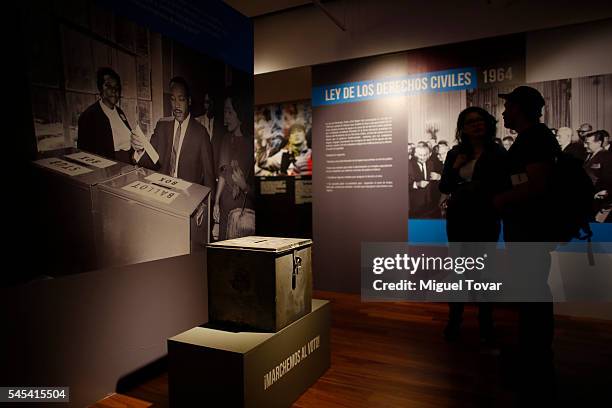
left=549, top=152, right=596, bottom=244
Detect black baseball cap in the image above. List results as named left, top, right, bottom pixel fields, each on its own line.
left=499, top=86, right=545, bottom=115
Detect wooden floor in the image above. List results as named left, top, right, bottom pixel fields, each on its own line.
left=92, top=291, right=612, bottom=407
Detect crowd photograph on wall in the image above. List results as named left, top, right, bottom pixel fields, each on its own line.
left=408, top=74, right=612, bottom=222
left=254, top=101, right=313, bottom=177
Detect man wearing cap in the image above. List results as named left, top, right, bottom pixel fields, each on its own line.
left=494, top=86, right=560, bottom=239
left=556, top=126, right=587, bottom=162
left=493, top=86, right=558, bottom=402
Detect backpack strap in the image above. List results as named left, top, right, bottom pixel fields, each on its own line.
left=582, top=223, right=593, bottom=238
left=587, top=235, right=595, bottom=266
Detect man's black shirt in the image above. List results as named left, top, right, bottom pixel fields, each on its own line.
left=505, top=123, right=561, bottom=241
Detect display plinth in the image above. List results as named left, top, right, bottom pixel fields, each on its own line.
left=168, top=299, right=330, bottom=408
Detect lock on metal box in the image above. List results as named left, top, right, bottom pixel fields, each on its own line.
left=207, top=236, right=313, bottom=332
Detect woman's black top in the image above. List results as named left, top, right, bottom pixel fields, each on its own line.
left=440, top=143, right=511, bottom=242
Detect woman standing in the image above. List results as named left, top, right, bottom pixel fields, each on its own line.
left=213, top=93, right=255, bottom=240
left=439, top=107, right=510, bottom=342
left=78, top=67, right=133, bottom=163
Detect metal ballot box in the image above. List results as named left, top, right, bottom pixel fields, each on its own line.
left=94, top=167, right=211, bottom=269
left=33, top=149, right=136, bottom=275
left=207, top=236, right=313, bottom=332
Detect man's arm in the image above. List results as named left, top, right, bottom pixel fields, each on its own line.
left=494, top=161, right=553, bottom=212
left=599, top=155, right=612, bottom=190
left=594, top=155, right=612, bottom=201
left=259, top=150, right=284, bottom=171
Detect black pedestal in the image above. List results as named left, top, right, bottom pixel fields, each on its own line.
left=168, top=299, right=330, bottom=407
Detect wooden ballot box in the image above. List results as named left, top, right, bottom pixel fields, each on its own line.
left=207, top=236, right=313, bottom=332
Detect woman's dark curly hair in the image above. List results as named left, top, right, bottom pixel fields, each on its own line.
left=454, top=106, right=497, bottom=150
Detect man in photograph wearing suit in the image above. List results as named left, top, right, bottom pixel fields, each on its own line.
left=131, top=76, right=215, bottom=190
left=584, top=131, right=612, bottom=222
left=601, top=130, right=610, bottom=151
left=195, top=91, right=224, bottom=175
left=409, top=145, right=441, bottom=218
left=556, top=126, right=587, bottom=162
left=78, top=67, right=133, bottom=163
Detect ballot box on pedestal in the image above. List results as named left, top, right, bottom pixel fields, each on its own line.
left=207, top=236, right=313, bottom=332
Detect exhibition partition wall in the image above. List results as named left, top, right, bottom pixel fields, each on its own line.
left=2, top=1, right=254, bottom=406
left=312, top=21, right=612, bottom=293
